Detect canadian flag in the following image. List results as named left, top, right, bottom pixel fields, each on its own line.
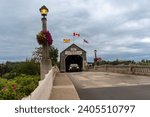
left=73, top=32, right=80, bottom=37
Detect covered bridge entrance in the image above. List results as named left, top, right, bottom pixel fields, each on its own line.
left=60, top=44, right=87, bottom=72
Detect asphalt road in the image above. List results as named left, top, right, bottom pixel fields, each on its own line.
left=67, top=72, right=150, bottom=100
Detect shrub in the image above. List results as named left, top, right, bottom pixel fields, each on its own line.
left=13, top=62, right=40, bottom=75
left=2, top=73, right=17, bottom=80
left=0, top=75, right=40, bottom=100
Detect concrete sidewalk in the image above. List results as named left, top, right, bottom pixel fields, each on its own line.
left=49, top=73, right=80, bottom=100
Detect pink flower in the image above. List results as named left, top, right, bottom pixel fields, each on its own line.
left=12, top=84, right=17, bottom=91
left=2, top=86, right=7, bottom=91
left=43, top=31, right=53, bottom=46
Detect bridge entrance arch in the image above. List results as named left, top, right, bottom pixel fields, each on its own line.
left=60, top=44, right=86, bottom=72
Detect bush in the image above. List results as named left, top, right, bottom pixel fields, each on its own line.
left=2, top=73, right=17, bottom=80
left=1, top=61, right=40, bottom=79
left=0, top=75, right=40, bottom=100
left=0, top=78, right=7, bottom=90
left=13, top=62, right=40, bottom=75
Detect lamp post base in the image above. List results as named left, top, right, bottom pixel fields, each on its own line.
left=40, top=59, right=52, bottom=80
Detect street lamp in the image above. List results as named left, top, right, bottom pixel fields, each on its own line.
left=39, top=5, right=49, bottom=32
left=94, top=50, right=97, bottom=66
left=94, top=50, right=97, bottom=59
left=39, top=5, right=52, bottom=80
left=40, top=5, right=49, bottom=16
left=39, top=5, right=49, bottom=57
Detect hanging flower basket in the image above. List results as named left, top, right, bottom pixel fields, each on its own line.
left=43, top=31, right=53, bottom=46
left=36, top=31, right=53, bottom=46
left=36, top=31, right=47, bottom=45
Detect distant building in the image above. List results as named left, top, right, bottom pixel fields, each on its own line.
left=60, top=44, right=87, bottom=72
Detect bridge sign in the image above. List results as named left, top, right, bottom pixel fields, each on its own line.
left=65, top=50, right=82, bottom=55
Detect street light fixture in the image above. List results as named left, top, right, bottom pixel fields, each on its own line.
left=39, top=5, right=49, bottom=16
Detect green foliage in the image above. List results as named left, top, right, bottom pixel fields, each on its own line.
left=138, top=59, right=150, bottom=66
left=0, top=61, right=40, bottom=79
left=97, top=59, right=136, bottom=66
left=2, top=73, right=17, bottom=80
left=0, top=63, right=12, bottom=77
left=13, top=62, right=40, bottom=75
left=0, top=78, right=7, bottom=90
left=49, top=46, right=58, bottom=66
left=0, top=61, right=40, bottom=78
left=0, top=60, right=40, bottom=100
left=0, top=75, right=40, bottom=100
left=32, top=46, right=58, bottom=65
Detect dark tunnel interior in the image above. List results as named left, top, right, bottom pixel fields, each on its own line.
left=65, top=55, right=83, bottom=72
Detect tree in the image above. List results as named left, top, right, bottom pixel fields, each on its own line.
left=141, top=59, right=146, bottom=63
left=32, top=46, right=58, bottom=66
left=49, top=46, right=59, bottom=65
left=32, top=47, right=42, bottom=63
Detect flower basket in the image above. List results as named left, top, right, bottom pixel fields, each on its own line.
left=36, top=31, right=53, bottom=46
left=43, top=31, right=53, bottom=46
left=36, top=32, right=47, bottom=45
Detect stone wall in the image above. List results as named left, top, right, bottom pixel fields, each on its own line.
left=94, top=65, right=150, bottom=75
left=22, top=66, right=59, bottom=100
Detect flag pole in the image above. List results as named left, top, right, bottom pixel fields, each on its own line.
left=63, top=39, right=64, bottom=50
left=82, top=39, right=84, bottom=49
left=73, top=36, right=75, bottom=44
left=72, top=32, right=74, bottom=44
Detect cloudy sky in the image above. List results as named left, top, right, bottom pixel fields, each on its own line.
left=0, top=0, right=150, bottom=63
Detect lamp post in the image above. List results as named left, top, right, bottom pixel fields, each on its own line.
left=94, top=50, right=97, bottom=66
left=94, top=50, right=97, bottom=59
left=39, top=5, right=52, bottom=80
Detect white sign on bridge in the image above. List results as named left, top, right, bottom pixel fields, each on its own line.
left=65, top=51, right=82, bottom=55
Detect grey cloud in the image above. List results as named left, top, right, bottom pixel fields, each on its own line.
left=0, top=0, right=150, bottom=62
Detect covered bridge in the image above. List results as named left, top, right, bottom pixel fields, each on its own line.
left=60, top=44, right=87, bottom=72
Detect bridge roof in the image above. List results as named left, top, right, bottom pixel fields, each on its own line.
left=60, top=43, right=86, bottom=54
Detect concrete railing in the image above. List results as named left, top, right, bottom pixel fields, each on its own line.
left=22, top=66, right=59, bottom=100
left=94, top=65, right=150, bottom=75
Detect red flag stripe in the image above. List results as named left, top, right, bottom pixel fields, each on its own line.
left=73, top=32, right=80, bottom=37
left=73, top=32, right=76, bottom=36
